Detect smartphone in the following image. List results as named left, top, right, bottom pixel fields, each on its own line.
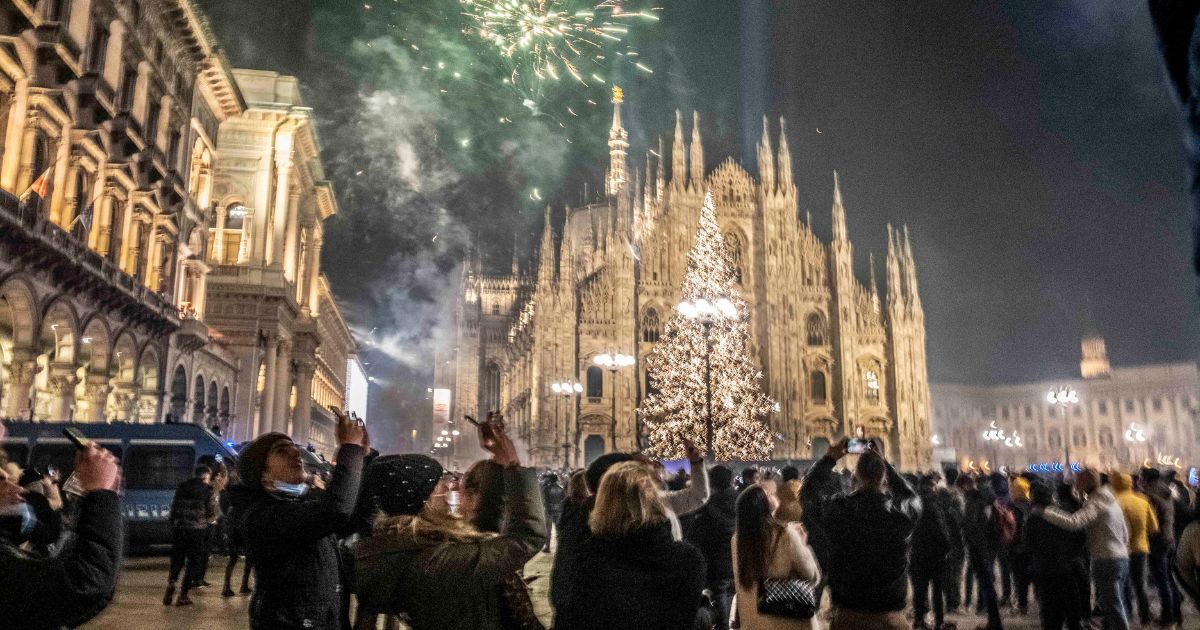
left=63, top=427, right=92, bottom=450
left=847, top=438, right=871, bottom=454
left=463, top=414, right=482, bottom=427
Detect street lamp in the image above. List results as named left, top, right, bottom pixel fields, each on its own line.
left=594, top=353, right=635, bottom=451
left=1125, top=422, right=1148, bottom=464
left=552, top=379, right=583, bottom=467
left=1047, top=386, right=1079, bottom=473
left=677, top=296, right=738, bottom=461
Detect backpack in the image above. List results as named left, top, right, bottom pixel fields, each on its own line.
left=991, top=499, right=1017, bottom=547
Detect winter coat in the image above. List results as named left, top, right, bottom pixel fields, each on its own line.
left=0, top=490, right=123, bottom=630
left=935, top=487, right=966, bottom=558
left=1146, top=480, right=1177, bottom=551
left=962, top=485, right=999, bottom=557
left=775, top=479, right=803, bottom=523
left=802, top=456, right=920, bottom=613
left=684, top=487, right=737, bottom=583
left=1023, top=509, right=1087, bottom=580
left=232, top=443, right=363, bottom=630
left=731, top=522, right=822, bottom=630
left=170, top=477, right=216, bottom=530
left=353, top=465, right=546, bottom=630
left=1112, top=473, right=1159, bottom=554
left=542, top=479, right=565, bottom=525
left=910, top=489, right=952, bottom=572
left=554, top=521, right=706, bottom=630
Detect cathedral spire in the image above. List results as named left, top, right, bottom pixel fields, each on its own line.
left=690, top=111, right=704, bottom=190
left=903, top=225, right=922, bottom=312
left=558, top=208, right=573, bottom=282
left=831, top=171, right=848, bottom=242
left=757, top=116, right=775, bottom=193
left=537, top=206, right=555, bottom=283
left=777, top=117, right=794, bottom=192
left=672, top=111, right=686, bottom=189
left=886, top=224, right=902, bottom=308
left=869, top=251, right=881, bottom=311
left=606, top=86, right=629, bottom=198
left=511, top=231, right=520, bottom=277
left=656, top=136, right=666, bottom=201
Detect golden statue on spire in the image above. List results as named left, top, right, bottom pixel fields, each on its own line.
left=612, top=85, right=624, bottom=104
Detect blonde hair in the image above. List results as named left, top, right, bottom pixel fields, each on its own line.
left=588, top=461, right=670, bottom=537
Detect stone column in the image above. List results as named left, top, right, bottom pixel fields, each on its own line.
left=46, top=364, right=78, bottom=421
left=90, top=193, right=113, bottom=252
left=282, top=192, right=301, bottom=282
left=272, top=340, right=293, bottom=435
left=237, top=210, right=254, bottom=264
left=3, top=351, right=37, bottom=418
left=83, top=376, right=111, bottom=423
left=212, top=204, right=227, bottom=263
left=1, top=79, right=29, bottom=192
left=292, top=360, right=316, bottom=446
left=16, top=113, right=38, bottom=193
left=270, top=131, right=294, bottom=267
left=48, top=128, right=74, bottom=226
left=307, top=236, right=323, bottom=315
left=258, top=335, right=279, bottom=437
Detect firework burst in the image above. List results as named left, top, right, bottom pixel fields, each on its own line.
left=460, top=0, right=658, bottom=96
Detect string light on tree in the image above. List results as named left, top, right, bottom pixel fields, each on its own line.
left=638, top=192, right=776, bottom=461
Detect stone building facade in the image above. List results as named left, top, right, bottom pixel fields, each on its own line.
left=0, top=0, right=354, bottom=455
left=437, top=94, right=933, bottom=469
left=931, top=336, right=1200, bottom=471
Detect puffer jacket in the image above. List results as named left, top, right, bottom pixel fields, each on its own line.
left=0, top=490, right=123, bottom=630
left=775, top=479, right=803, bottom=523
left=352, top=465, right=546, bottom=630
left=231, top=443, right=363, bottom=630
left=170, top=477, right=215, bottom=530
left=1112, top=473, right=1159, bottom=554
left=802, top=455, right=921, bottom=613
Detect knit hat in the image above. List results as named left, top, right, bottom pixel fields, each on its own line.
left=585, top=452, right=637, bottom=493
left=237, top=432, right=292, bottom=488
left=362, top=454, right=443, bottom=516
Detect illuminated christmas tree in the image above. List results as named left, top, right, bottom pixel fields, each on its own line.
left=639, top=192, right=776, bottom=460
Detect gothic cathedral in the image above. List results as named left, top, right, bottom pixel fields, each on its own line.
left=435, top=91, right=933, bottom=470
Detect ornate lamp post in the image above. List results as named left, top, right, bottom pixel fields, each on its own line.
left=677, top=296, right=738, bottom=461
left=1125, top=422, right=1148, bottom=465
left=1047, top=386, right=1079, bottom=473
left=552, top=379, right=582, bottom=467
left=594, top=352, right=635, bottom=451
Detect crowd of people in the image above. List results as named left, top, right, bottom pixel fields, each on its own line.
left=6, top=415, right=1200, bottom=629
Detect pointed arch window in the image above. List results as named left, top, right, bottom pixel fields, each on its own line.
left=806, top=313, right=827, bottom=346
left=491, top=302, right=500, bottom=315
left=586, top=366, right=604, bottom=399
left=724, top=230, right=745, bottom=284
left=864, top=367, right=880, bottom=403
left=642, top=308, right=661, bottom=343
left=810, top=371, right=827, bottom=404
left=483, top=362, right=501, bottom=413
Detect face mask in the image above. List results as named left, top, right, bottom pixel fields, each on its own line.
left=0, top=502, right=37, bottom=538
left=271, top=481, right=310, bottom=498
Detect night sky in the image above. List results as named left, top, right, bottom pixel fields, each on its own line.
left=198, top=0, right=1199, bottom=448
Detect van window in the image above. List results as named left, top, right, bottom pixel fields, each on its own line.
left=30, top=443, right=122, bottom=479
left=124, top=446, right=195, bottom=490
left=2, top=444, right=28, bottom=467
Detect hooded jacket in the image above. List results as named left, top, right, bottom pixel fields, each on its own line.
left=353, top=465, right=545, bottom=630
left=802, top=455, right=921, bottom=613
left=1112, top=473, right=1159, bottom=555
left=231, top=443, right=363, bottom=630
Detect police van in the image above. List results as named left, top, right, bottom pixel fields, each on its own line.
left=1, top=421, right=240, bottom=546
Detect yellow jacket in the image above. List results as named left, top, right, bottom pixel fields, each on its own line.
left=1111, top=473, right=1159, bottom=554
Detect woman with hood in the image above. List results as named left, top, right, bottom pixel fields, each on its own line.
left=229, top=409, right=368, bottom=629
left=352, top=417, right=547, bottom=630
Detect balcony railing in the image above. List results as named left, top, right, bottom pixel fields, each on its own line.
left=0, top=192, right=180, bottom=335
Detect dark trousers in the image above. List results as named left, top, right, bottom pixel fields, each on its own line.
left=168, top=527, right=206, bottom=592
left=1149, top=545, right=1183, bottom=624
left=944, top=550, right=964, bottom=610
left=1035, top=572, right=1086, bottom=630
left=968, top=550, right=1003, bottom=629
left=1124, top=552, right=1152, bottom=624
left=192, top=525, right=214, bottom=585
left=911, top=564, right=946, bottom=627
left=708, top=578, right=735, bottom=630
left=998, top=549, right=1013, bottom=604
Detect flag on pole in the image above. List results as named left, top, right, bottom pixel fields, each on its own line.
left=69, top=199, right=94, bottom=239
left=19, top=164, right=54, bottom=219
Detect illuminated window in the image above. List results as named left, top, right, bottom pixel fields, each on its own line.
left=806, top=313, right=826, bottom=346
left=642, top=308, right=661, bottom=343
left=864, top=369, right=880, bottom=403
left=491, top=302, right=500, bottom=315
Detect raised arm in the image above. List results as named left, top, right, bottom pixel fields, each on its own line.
left=1039, top=497, right=1102, bottom=532
left=664, top=442, right=709, bottom=518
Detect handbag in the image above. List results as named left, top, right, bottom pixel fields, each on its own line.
left=756, top=529, right=818, bottom=619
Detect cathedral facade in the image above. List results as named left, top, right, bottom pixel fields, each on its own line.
left=436, top=93, right=933, bottom=469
